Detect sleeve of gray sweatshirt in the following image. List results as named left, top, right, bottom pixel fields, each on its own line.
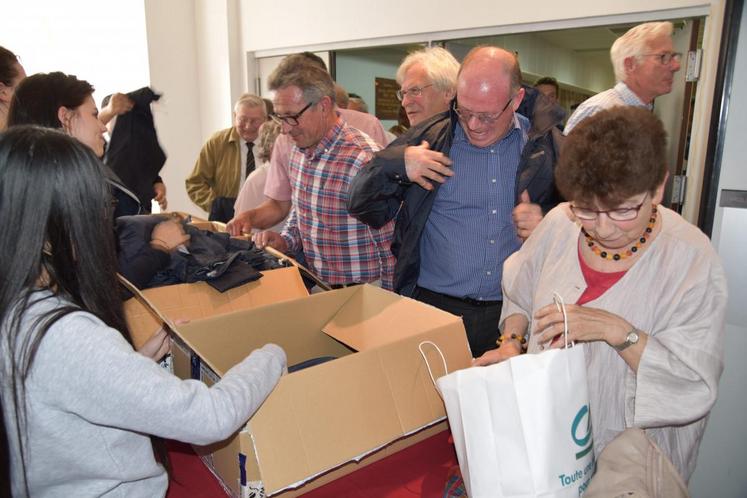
left=30, top=310, right=287, bottom=445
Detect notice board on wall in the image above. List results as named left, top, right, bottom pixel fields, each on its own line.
left=375, top=77, right=400, bottom=120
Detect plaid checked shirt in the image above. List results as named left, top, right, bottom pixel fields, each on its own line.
left=280, top=118, right=395, bottom=289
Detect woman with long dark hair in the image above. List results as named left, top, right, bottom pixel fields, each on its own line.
left=7, top=71, right=142, bottom=218
left=0, top=126, right=286, bottom=497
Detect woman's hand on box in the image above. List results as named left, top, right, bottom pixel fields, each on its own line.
left=137, top=319, right=189, bottom=362
left=138, top=327, right=171, bottom=361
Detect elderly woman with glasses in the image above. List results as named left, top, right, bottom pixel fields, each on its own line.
left=475, top=106, right=727, bottom=483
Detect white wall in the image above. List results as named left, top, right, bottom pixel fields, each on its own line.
left=689, top=6, right=747, bottom=496
left=0, top=1, right=150, bottom=122
left=144, top=0, right=205, bottom=216
left=240, top=0, right=709, bottom=53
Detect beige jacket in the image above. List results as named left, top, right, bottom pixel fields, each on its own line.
left=185, top=127, right=242, bottom=212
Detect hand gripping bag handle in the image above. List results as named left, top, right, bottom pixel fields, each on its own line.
left=552, top=291, right=574, bottom=349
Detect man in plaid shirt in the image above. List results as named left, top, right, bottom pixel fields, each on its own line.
left=253, top=58, right=395, bottom=289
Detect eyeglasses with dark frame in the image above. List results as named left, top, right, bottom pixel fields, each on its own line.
left=641, top=52, right=682, bottom=65
left=452, top=96, right=513, bottom=125
left=270, top=101, right=315, bottom=127
left=570, top=196, right=650, bottom=222
left=396, top=84, right=433, bottom=101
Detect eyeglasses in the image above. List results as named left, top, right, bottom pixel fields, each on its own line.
left=570, top=197, right=648, bottom=222
left=641, top=52, right=682, bottom=65
left=452, top=96, right=513, bottom=125
left=270, top=101, right=315, bottom=127
left=396, top=84, right=433, bottom=101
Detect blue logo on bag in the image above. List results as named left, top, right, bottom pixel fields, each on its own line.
left=571, top=404, right=593, bottom=459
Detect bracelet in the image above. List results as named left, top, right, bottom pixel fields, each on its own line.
left=497, top=333, right=527, bottom=351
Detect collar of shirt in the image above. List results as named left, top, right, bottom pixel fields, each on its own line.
left=615, top=81, right=654, bottom=110
left=451, top=112, right=526, bottom=150
left=300, top=115, right=345, bottom=161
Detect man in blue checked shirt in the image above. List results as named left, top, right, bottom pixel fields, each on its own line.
left=349, top=46, right=560, bottom=357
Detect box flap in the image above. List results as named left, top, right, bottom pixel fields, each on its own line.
left=244, top=291, right=472, bottom=494
left=124, top=266, right=307, bottom=349
left=174, top=286, right=359, bottom=376
left=248, top=350, right=404, bottom=493
left=322, top=284, right=464, bottom=351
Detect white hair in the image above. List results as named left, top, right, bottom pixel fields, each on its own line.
left=396, top=46, right=459, bottom=95
left=610, top=22, right=674, bottom=82
left=234, top=93, right=267, bottom=115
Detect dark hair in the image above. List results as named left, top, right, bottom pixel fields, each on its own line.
left=556, top=106, right=668, bottom=207
left=0, top=126, right=131, bottom=494
left=0, top=46, right=20, bottom=86
left=7, top=72, right=94, bottom=129
left=535, top=76, right=559, bottom=94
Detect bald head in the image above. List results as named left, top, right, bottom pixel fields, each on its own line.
left=455, top=46, right=525, bottom=147
left=459, top=46, right=522, bottom=94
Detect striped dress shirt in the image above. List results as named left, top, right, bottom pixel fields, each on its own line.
left=417, top=116, right=529, bottom=301
left=564, top=81, right=653, bottom=134
left=281, top=118, right=395, bottom=289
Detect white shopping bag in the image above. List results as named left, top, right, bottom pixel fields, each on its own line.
left=432, top=297, right=595, bottom=498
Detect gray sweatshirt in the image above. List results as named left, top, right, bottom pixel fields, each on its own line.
left=2, top=293, right=286, bottom=497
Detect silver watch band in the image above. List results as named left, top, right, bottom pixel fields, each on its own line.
left=613, top=327, right=640, bottom=352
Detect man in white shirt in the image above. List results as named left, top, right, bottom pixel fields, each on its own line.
left=564, top=21, right=682, bottom=134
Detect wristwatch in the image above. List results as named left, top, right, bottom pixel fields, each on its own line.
left=613, top=328, right=640, bottom=351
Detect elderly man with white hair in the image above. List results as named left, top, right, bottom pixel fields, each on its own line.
left=186, top=93, right=268, bottom=220
left=564, top=21, right=682, bottom=134
left=395, top=46, right=459, bottom=127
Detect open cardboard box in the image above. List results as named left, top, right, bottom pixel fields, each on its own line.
left=123, top=266, right=308, bottom=349
left=166, top=284, right=472, bottom=497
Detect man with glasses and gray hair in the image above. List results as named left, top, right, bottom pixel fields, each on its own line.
left=348, top=46, right=558, bottom=357
left=396, top=46, right=459, bottom=127
left=564, top=21, right=682, bottom=134
left=251, top=58, right=395, bottom=289
left=226, top=53, right=388, bottom=236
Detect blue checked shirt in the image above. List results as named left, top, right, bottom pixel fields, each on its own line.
left=417, top=115, right=529, bottom=301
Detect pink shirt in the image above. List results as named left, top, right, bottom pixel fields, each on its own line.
left=264, top=109, right=389, bottom=201
left=233, top=162, right=287, bottom=232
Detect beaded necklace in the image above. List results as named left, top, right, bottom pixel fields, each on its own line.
left=582, top=206, right=658, bottom=261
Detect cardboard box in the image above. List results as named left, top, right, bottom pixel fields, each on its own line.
left=124, top=266, right=308, bottom=349
left=168, top=284, right=472, bottom=497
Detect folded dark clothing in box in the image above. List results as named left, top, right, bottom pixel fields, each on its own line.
left=116, top=214, right=284, bottom=292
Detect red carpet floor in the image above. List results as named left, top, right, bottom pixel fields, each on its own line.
left=166, top=430, right=458, bottom=497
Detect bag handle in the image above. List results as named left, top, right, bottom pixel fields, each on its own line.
left=552, top=292, right=574, bottom=349
left=418, top=341, right=448, bottom=396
